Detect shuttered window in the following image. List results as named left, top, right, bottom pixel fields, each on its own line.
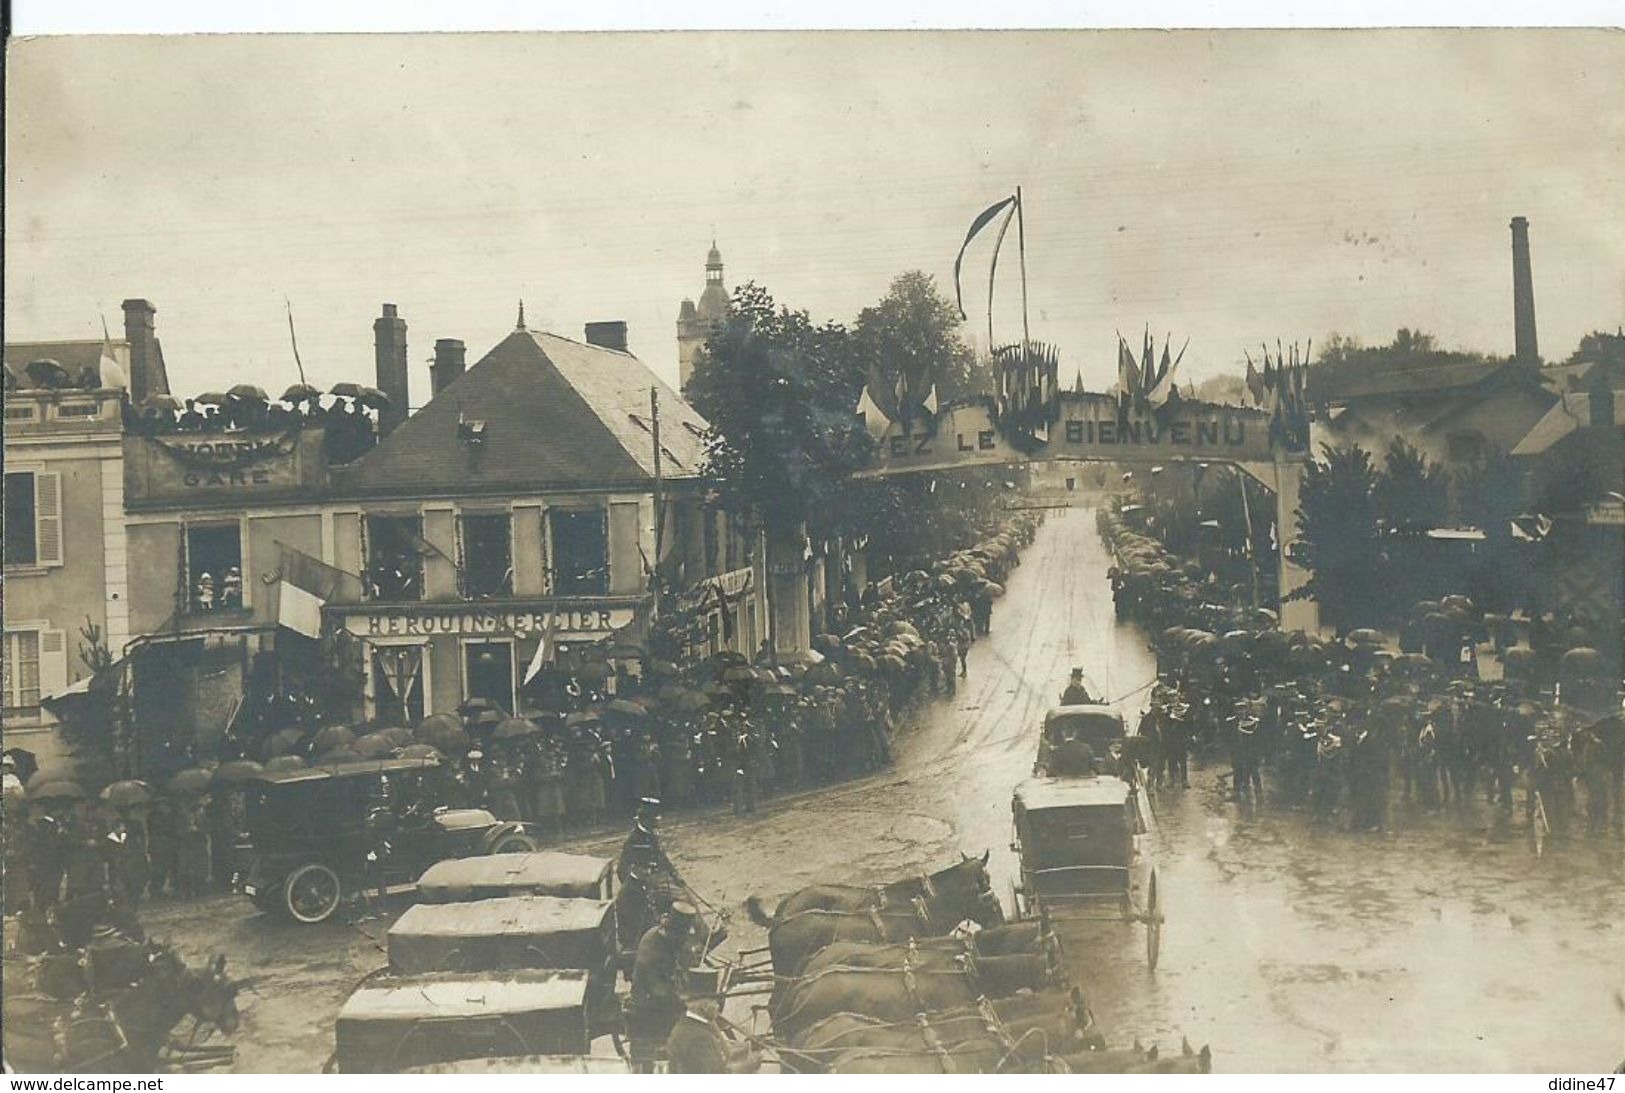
left=3, top=629, right=56, bottom=722
left=34, top=473, right=62, bottom=566
left=2, top=471, right=62, bottom=568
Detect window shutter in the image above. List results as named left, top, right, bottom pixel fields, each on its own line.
left=540, top=507, right=554, bottom=597
left=39, top=629, right=69, bottom=700
left=35, top=472, right=63, bottom=566
left=454, top=516, right=467, bottom=599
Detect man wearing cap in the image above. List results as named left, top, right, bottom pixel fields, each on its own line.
left=665, top=992, right=760, bottom=1073
left=619, top=798, right=675, bottom=884
left=627, top=902, right=696, bottom=1072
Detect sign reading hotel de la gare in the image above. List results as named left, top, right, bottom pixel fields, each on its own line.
left=334, top=605, right=637, bottom=640
left=859, top=391, right=1277, bottom=476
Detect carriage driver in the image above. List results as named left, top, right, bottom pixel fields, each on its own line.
left=619, top=797, right=677, bottom=884
left=665, top=992, right=761, bottom=1074
left=1061, top=668, right=1097, bottom=706
left=627, top=900, right=697, bottom=1072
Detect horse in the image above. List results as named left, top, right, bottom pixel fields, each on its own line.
left=796, top=918, right=1060, bottom=980
left=50, top=952, right=240, bottom=1073
left=772, top=950, right=1063, bottom=1042
left=790, top=986, right=1100, bottom=1063
left=822, top=1026, right=1055, bottom=1074
left=759, top=888, right=1006, bottom=977
left=745, top=851, right=992, bottom=923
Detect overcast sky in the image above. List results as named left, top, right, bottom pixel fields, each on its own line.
left=6, top=30, right=1623, bottom=401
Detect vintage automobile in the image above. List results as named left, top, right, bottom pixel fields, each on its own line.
left=239, top=757, right=540, bottom=924
left=1033, top=705, right=1128, bottom=777
left=1009, top=775, right=1163, bottom=969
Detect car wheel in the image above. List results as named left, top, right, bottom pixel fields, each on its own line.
left=282, top=862, right=343, bottom=924
left=488, top=831, right=540, bottom=855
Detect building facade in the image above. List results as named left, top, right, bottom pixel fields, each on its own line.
left=2, top=300, right=174, bottom=768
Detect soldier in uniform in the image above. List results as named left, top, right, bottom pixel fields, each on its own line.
left=620, top=797, right=676, bottom=883
left=627, top=901, right=697, bottom=1072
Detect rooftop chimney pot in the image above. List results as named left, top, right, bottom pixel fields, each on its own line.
left=120, top=298, right=169, bottom=403
left=585, top=321, right=629, bottom=354
left=431, top=338, right=467, bottom=397
left=373, top=303, right=409, bottom=436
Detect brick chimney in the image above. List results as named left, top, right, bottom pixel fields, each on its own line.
left=121, top=298, right=168, bottom=403
left=585, top=321, right=629, bottom=354
left=431, top=338, right=466, bottom=396
left=373, top=303, right=409, bottom=435
left=1510, top=216, right=1539, bottom=366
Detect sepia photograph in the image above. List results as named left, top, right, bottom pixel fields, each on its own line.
left=3, top=14, right=1623, bottom=1080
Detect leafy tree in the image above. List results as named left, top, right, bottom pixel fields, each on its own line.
left=852, top=271, right=989, bottom=405
left=685, top=282, right=870, bottom=537
left=1289, top=444, right=1384, bottom=633
left=1455, top=448, right=1530, bottom=613
left=1376, top=438, right=1448, bottom=532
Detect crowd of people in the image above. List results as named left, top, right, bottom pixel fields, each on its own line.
left=122, top=388, right=382, bottom=462
left=0, top=510, right=1043, bottom=922
left=1100, top=502, right=1624, bottom=839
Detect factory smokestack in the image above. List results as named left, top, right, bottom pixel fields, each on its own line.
left=1510, top=216, right=1539, bottom=366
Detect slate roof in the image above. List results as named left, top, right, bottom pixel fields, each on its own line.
left=1315, top=357, right=1512, bottom=403
left=336, top=328, right=709, bottom=499
left=4, top=339, right=132, bottom=389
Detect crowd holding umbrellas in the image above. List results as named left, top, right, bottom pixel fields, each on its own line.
left=122, top=383, right=387, bottom=463
left=1100, top=501, right=1623, bottom=841
left=1, top=510, right=1042, bottom=923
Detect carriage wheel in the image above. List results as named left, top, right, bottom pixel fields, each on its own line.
left=489, top=831, right=541, bottom=855
left=1145, top=871, right=1163, bottom=971
left=611, top=1031, right=629, bottom=1060
left=282, top=862, right=342, bottom=924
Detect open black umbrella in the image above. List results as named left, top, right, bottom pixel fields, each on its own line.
left=491, top=717, right=540, bottom=741
left=30, top=780, right=87, bottom=801
left=24, top=359, right=73, bottom=389
left=457, top=698, right=503, bottom=717
left=351, top=733, right=398, bottom=759
left=261, top=727, right=307, bottom=758
left=263, top=755, right=306, bottom=772
left=281, top=383, right=323, bottom=403
left=311, top=725, right=356, bottom=753
left=329, top=382, right=366, bottom=400
left=606, top=699, right=650, bottom=719
left=194, top=391, right=229, bottom=406
left=100, top=780, right=153, bottom=807
left=213, top=760, right=263, bottom=785
left=142, top=393, right=182, bottom=413
left=166, top=768, right=213, bottom=794
left=357, top=386, right=391, bottom=409
left=227, top=384, right=269, bottom=402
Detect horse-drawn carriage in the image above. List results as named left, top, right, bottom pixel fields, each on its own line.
left=1034, top=705, right=1128, bottom=777
left=325, top=849, right=731, bottom=1072
left=730, top=853, right=1204, bottom=1073
left=1009, top=776, right=1163, bottom=970
left=331, top=969, right=600, bottom=1073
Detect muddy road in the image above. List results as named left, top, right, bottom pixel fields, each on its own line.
left=146, top=506, right=1624, bottom=1072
